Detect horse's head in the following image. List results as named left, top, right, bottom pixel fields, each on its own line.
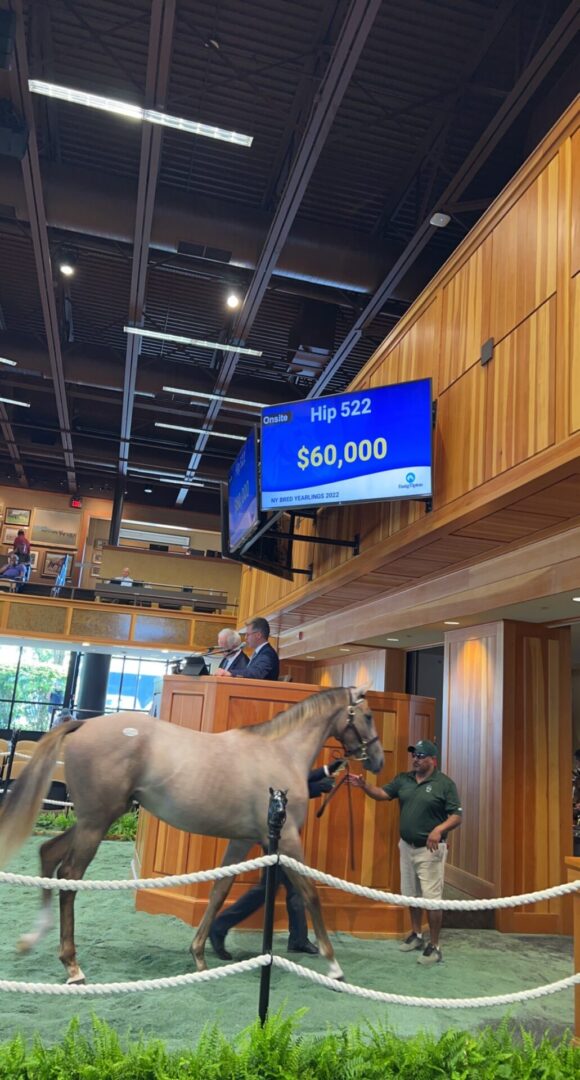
left=334, top=685, right=384, bottom=774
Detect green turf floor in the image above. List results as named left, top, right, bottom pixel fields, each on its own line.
left=0, top=837, right=574, bottom=1049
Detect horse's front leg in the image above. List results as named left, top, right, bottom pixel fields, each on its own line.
left=191, top=838, right=253, bottom=972
left=280, top=831, right=343, bottom=981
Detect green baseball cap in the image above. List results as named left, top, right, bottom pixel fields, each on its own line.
left=408, top=739, right=438, bottom=757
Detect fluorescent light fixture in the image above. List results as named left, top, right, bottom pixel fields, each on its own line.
left=121, top=518, right=191, bottom=532
left=163, top=386, right=266, bottom=409
left=155, top=422, right=245, bottom=441
left=28, top=80, right=253, bottom=146
left=0, top=357, right=17, bottom=366
left=0, top=396, right=30, bottom=407
left=124, top=326, right=262, bottom=357
left=444, top=620, right=460, bottom=626
left=430, top=211, right=451, bottom=228
left=386, top=637, right=399, bottom=642
left=157, top=477, right=205, bottom=488
left=339, top=647, right=351, bottom=653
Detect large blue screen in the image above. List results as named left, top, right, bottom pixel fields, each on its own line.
left=228, top=427, right=259, bottom=551
left=260, top=379, right=432, bottom=511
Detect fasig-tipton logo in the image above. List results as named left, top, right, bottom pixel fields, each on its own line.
left=398, top=470, right=423, bottom=490
left=263, top=411, right=292, bottom=425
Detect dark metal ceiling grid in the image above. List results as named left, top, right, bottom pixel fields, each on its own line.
left=0, top=0, right=576, bottom=507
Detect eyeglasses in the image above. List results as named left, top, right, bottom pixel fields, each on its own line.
left=412, top=752, right=429, bottom=759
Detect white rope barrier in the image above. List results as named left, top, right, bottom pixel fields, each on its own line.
left=0, top=854, right=279, bottom=891
left=1, top=854, right=578, bottom=909
left=272, top=958, right=580, bottom=1008
left=278, top=856, right=580, bottom=910
left=0, top=956, right=270, bottom=995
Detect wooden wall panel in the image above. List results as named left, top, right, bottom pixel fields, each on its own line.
left=442, top=624, right=503, bottom=898
left=499, top=622, right=571, bottom=934
left=486, top=296, right=556, bottom=478
left=442, top=621, right=571, bottom=931
left=489, top=155, right=558, bottom=343
left=440, top=239, right=491, bottom=391
left=572, top=128, right=580, bottom=277
left=571, top=274, right=580, bottom=433
left=435, top=363, right=487, bottom=505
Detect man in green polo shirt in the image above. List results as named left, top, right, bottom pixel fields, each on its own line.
left=348, top=739, right=462, bottom=965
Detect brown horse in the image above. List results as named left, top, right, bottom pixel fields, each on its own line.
left=0, top=685, right=383, bottom=984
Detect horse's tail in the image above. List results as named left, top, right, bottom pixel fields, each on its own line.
left=0, top=720, right=84, bottom=868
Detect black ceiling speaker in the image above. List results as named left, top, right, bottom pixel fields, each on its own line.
left=0, top=12, right=15, bottom=69
left=0, top=99, right=28, bottom=160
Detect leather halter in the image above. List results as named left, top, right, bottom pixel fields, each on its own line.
left=341, top=702, right=381, bottom=763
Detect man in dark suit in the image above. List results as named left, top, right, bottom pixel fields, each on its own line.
left=216, top=617, right=279, bottom=681
left=216, top=628, right=249, bottom=674
left=209, top=761, right=346, bottom=959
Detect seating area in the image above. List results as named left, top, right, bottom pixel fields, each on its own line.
left=94, top=582, right=229, bottom=613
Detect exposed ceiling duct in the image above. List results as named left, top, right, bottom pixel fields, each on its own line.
left=0, top=158, right=406, bottom=296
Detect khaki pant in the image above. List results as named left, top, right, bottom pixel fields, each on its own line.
left=399, top=839, right=447, bottom=900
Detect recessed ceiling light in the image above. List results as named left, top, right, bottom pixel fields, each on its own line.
left=429, top=211, right=451, bottom=228
left=0, top=357, right=16, bottom=366
left=226, top=292, right=241, bottom=309
left=386, top=637, right=399, bottom=642
left=0, top=396, right=30, bottom=407
left=124, top=327, right=261, bottom=357
left=339, top=647, right=351, bottom=652
left=28, top=80, right=253, bottom=146
left=572, top=596, right=580, bottom=602
left=163, top=386, right=266, bottom=409
left=144, top=488, right=153, bottom=494
left=306, top=655, right=316, bottom=660
left=82, top=641, right=91, bottom=647
left=444, top=620, right=460, bottom=626
left=59, top=260, right=75, bottom=277
left=161, top=649, right=169, bottom=654
left=155, top=422, right=245, bottom=441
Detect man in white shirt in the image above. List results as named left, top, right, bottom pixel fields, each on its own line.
left=216, top=628, right=249, bottom=674
left=119, top=567, right=133, bottom=587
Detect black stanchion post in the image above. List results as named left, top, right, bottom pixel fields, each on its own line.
left=258, top=787, right=287, bottom=1026
left=0, top=729, right=20, bottom=805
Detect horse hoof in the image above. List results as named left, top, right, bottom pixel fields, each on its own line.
left=17, top=934, right=36, bottom=954
left=66, top=974, right=86, bottom=985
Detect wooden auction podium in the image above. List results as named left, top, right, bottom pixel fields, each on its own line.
left=134, top=675, right=435, bottom=936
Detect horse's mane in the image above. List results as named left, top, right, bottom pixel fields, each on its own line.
left=244, top=686, right=348, bottom=740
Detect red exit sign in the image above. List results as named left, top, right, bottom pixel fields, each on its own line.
left=70, top=496, right=83, bottom=509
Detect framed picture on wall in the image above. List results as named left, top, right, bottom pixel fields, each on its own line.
left=92, top=550, right=102, bottom=565
left=31, top=509, right=80, bottom=548
left=42, top=551, right=68, bottom=578
left=28, top=551, right=39, bottom=571
left=94, top=538, right=105, bottom=550
left=4, top=507, right=31, bottom=527
left=90, top=564, right=102, bottom=578
left=1, top=525, right=20, bottom=546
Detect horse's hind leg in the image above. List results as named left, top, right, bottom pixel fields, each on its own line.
left=57, top=822, right=108, bottom=984
left=191, top=838, right=252, bottom=972
left=280, top=831, right=343, bottom=981
left=17, top=826, right=77, bottom=953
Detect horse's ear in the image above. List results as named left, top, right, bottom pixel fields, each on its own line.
left=350, top=682, right=372, bottom=704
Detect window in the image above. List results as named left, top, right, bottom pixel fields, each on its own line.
left=0, top=646, right=70, bottom=732
left=106, top=655, right=171, bottom=713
